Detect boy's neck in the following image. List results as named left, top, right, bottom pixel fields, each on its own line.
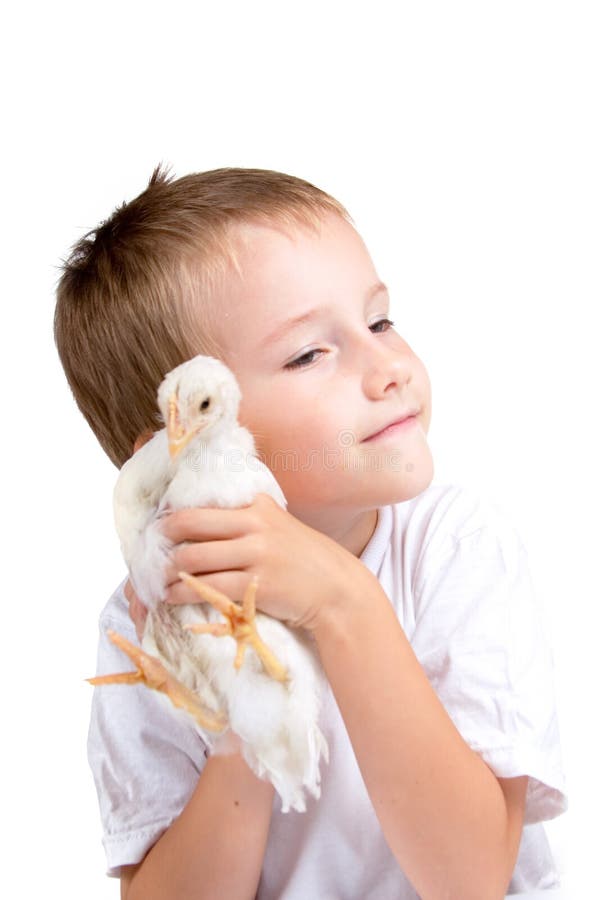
left=290, top=506, right=379, bottom=559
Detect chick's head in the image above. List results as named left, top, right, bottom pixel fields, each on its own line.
left=157, top=354, right=242, bottom=459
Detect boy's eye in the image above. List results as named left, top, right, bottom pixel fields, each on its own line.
left=284, top=348, right=325, bottom=370
left=283, top=318, right=396, bottom=370
left=370, top=317, right=395, bottom=333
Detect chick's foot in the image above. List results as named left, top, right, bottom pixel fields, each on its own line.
left=179, top=573, right=288, bottom=683
left=87, top=629, right=227, bottom=733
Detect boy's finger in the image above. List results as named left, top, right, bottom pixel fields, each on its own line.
left=125, top=578, right=145, bottom=607
left=165, top=571, right=246, bottom=607
left=160, top=505, right=251, bottom=544
left=129, top=596, right=148, bottom=642
left=163, top=537, right=251, bottom=586
left=124, top=580, right=135, bottom=604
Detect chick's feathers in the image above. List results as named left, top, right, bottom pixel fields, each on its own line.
left=111, top=354, right=328, bottom=812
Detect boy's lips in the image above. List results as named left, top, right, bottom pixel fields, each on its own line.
left=362, top=409, right=420, bottom=442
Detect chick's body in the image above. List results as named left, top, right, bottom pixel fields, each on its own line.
left=111, top=355, right=328, bottom=813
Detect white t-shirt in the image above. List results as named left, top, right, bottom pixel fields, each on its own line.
left=87, top=481, right=568, bottom=897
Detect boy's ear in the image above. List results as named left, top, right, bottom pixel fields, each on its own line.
left=133, top=430, right=154, bottom=454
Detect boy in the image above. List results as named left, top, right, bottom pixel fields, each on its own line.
left=55, top=166, right=567, bottom=899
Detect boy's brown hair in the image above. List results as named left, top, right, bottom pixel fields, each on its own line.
left=54, top=166, right=353, bottom=469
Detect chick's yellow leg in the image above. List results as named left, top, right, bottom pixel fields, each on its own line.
left=179, top=573, right=288, bottom=683
left=87, top=629, right=227, bottom=733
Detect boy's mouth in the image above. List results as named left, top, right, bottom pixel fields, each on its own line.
left=362, top=409, right=419, bottom=442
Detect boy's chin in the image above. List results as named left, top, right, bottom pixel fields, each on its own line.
left=281, top=457, right=435, bottom=512
left=324, top=476, right=437, bottom=511
left=358, top=462, right=435, bottom=506
left=365, top=484, right=432, bottom=508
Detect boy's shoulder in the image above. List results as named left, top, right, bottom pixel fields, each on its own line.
left=397, top=479, right=523, bottom=542
left=388, top=480, right=527, bottom=581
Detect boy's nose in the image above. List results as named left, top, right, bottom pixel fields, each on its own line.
left=361, top=344, right=411, bottom=399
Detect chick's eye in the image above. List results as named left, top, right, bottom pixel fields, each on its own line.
left=199, top=398, right=210, bottom=411
left=370, top=317, right=395, bottom=333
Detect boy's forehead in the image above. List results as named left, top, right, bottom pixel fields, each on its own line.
left=205, top=213, right=378, bottom=358
left=221, top=215, right=373, bottom=310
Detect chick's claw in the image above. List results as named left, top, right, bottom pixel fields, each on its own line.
left=179, top=572, right=288, bottom=683
left=87, top=629, right=227, bottom=733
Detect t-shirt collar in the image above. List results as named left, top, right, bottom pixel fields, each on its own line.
left=359, top=505, right=393, bottom=575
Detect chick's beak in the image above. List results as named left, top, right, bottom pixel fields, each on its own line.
left=167, top=393, right=206, bottom=459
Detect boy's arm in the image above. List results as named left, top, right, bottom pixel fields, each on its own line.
left=121, top=751, right=274, bottom=900
left=312, top=566, right=527, bottom=900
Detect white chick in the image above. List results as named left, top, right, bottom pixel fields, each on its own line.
left=89, top=354, right=329, bottom=813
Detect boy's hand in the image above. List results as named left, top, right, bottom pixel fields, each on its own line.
left=160, top=493, right=371, bottom=631
left=124, top=579, right=148, bottom=642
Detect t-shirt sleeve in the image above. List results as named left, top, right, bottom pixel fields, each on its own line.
left=410, top=494, right=568, bottom=826
left=87, top=589, right=209, bottom=877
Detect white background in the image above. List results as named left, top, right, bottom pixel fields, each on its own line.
left=2, top=2, right=598, bottom=898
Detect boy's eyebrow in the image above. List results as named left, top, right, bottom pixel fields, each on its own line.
left=260, top=281, right=389, bottom=348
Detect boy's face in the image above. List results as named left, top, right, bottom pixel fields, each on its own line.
left=202, top=212, right=434, bottom=533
